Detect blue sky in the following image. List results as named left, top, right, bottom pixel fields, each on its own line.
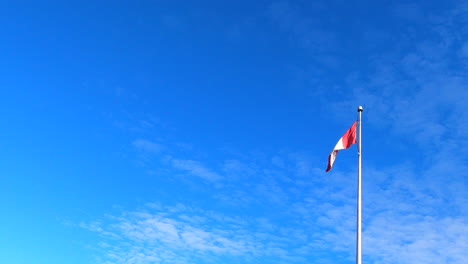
left=0, top=0, right=467, bottom=263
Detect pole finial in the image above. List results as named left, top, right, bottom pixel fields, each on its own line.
left=357, top=106, right=363, bottom=112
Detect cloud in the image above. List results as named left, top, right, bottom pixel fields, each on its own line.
left=171, top=159, right=221, bottom=182
left=328, top=1, right=468, bottom=152
left=84, top=150, right=467, bottom=264
left=85, top=205, right=311, bottom=264
left=365, top=216, right=467, bottom=264
left=132, top=139, right=162, bottom=153
left=330, top=165, right=466, bottom=263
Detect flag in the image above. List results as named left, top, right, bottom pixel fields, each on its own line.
left=326, top=121, right=357, bottom=172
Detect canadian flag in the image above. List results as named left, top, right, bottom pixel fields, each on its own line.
left=326, top=121, right=357, bottom=172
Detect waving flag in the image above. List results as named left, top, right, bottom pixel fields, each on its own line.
left=326, top=121, right=357, bottom=172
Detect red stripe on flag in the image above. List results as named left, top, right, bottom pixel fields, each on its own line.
left=326, top=121, right=357, bottom=172
left=341, top=121, right=357, bottom=149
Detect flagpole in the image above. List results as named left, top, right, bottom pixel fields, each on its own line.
left=356, top=106, right=363, bottom=264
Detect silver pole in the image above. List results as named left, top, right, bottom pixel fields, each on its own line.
left=357, top=106, right=363, bottom=264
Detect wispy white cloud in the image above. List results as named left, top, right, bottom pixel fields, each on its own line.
left=328, top=2, right=468, bottom=152
left=86, top=204, right=313, bottom=264
left=132, top=139, right=162, bottom=153
left=85, top=147, right=467, bottom=264
left=365, top=215, right=467, bottom=264
left=171, top=159, right=221, bottom=182
left=319, top=165, right=466, bottom=263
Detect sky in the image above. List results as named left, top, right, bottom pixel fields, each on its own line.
left=0, top=0, right=467, bottom=264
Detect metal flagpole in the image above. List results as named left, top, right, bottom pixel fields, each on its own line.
left=356, top=106, right=363, bottom=264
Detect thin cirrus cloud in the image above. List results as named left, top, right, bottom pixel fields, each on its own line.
left=84, top=146, right=467, bottom=264
left=171, top=159, right=222, bottom=182
left=132, top=138, right=221, bottom=182
left=132, top=139, right=162, bottom=153
left=328, top=1, right=468, bottom=152
left=85, top=204, right=306, bottom=264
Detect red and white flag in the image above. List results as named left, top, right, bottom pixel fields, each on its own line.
left=326, top=121, right=357, bottom=172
